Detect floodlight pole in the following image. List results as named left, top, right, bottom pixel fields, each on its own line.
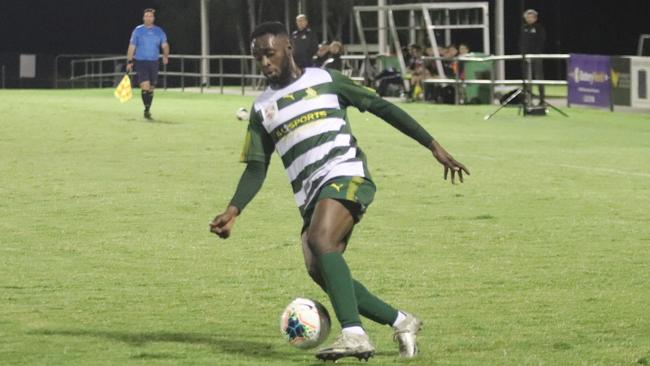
left=200, top=0, right=210, bottom=86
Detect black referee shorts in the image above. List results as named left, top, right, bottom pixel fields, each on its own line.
left=134, top=60, right=160, bottom=85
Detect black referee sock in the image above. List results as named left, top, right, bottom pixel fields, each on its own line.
left=141, top=90, right=154, bottom=111
left=140, top=90, right=147, bottom=109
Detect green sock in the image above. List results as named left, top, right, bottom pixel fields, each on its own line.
left=353, top=280, right=399, bottom=326
left=317, top=252, right=361, bottom=328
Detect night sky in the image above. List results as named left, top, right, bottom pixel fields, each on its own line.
left=1, top=0, right=649, bottom=57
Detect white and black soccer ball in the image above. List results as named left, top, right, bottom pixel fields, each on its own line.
left=235, top=107, right=250, bottom=121
left=280, top=297, right=331, bottom=349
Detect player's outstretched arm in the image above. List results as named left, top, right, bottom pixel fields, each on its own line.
left=330, top=69, right=470, bottom=184
left=428, top=139, right=470, bottom=184
left=209, top=161, right=268, bottom=239
left=365, top=97, right=470, bottom=184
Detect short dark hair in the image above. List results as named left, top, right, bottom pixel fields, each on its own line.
left=144, top=8, right=155, bottom=15
left=251, top=22, right=288, bottom=41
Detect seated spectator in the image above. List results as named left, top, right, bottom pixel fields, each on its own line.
left=424, top=44, right=458, bottom=104
left=321, top=41, right=344, bottom=71
left=443, top=44, right=459, bottom=77
left=373, top=67, right=403, bottom=97
left=406, top=44, right=430, bottom=100
left=457, top=43, right=471, bottom=79
left=459, top=43, right=470, bottom=56
left=314, top=43, right=330, bottom=67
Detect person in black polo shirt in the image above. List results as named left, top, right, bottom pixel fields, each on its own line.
left=291, top=14, right=319, bottom=69
left=519, top=9, right=546, bottom=104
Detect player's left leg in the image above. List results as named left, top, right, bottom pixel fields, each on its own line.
left=302, top=230, right=399, bottom=326
left=302, top=177, right=422, bottom=358
left=302, top=228, right=422, bottom=358
left=306, top=198, right=374, bottom=361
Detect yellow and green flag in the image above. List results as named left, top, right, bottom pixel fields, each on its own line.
left=114, top=74, right=133, bottom=103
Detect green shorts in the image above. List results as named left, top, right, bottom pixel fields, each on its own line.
left=301, top=176, right=376, bottom=232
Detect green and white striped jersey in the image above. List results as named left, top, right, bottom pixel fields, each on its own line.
left=240, top=68, right=378, bottom=215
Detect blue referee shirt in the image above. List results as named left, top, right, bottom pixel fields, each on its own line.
left=130, top=25, right=167, bottom=61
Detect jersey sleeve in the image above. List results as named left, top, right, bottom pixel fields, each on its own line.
left=329, top=69, right=433, bottom=148
left=129, top=28, right=139, bottom=46
left=328, top=69, right=381, bottom=112
left=240, top=109, right=274, bottom=164
left=159, top=27, right=168, bottom=43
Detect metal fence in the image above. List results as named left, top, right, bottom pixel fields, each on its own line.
left=64, top=54, right=265, bottom=95
left=420, top=54, right=570, bottom=104
left=61, top=53, right=568, bottom=104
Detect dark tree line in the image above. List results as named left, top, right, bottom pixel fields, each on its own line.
left=151, top=0, right=358, bottom=55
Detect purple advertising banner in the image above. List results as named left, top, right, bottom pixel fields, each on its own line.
left=567, top=54, right=612, bottom=108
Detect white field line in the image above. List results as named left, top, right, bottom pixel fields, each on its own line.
left=460, top=154, right=650, bottom=178
left=551, top=163, right=650, bottom=178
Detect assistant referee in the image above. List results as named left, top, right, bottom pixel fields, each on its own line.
left=126, top=8, right=170, bottom=120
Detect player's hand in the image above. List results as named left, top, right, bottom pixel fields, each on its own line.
left=162, top=56, right=169, bottom=65
left=209, top=206, right=239, bottom=239
left=126, top=63, right=133, bottom=72
left=430, top=140, right=470, bottom=184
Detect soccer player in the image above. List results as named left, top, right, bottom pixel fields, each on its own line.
left=209, top=22, right=469, bottom=362
left=126, top=8, right=169, bottom=120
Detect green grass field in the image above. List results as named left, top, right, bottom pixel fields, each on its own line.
left=1, top=89, right=649, bottom=365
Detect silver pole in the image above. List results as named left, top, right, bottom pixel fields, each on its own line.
left=284, top=0, right=290, bottom=32
left=378, top=0, right=387, bottom=54
left=322, top=0, right=328, bottom=43
left=422, top=7, right=445, bottom=78
left=408, top=10, right=415, bottom=46
left=354, top=9, right=367, bottom=55
left=495, top=0, right=505, bottom=80
left=444, top=9, right=451, bottom=46
left=387, top=10, right=409, bottom=91
left=200, top=0, right=210, bottom=86
left=349, top=12, right=355, bottom=44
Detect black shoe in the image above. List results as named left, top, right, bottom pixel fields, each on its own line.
left=144, top=111, right=153, bottom=120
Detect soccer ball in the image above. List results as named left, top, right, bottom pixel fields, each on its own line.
left=280, top=297, right=331, bottom=349
left=235, top=107, right=250, bottom=121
